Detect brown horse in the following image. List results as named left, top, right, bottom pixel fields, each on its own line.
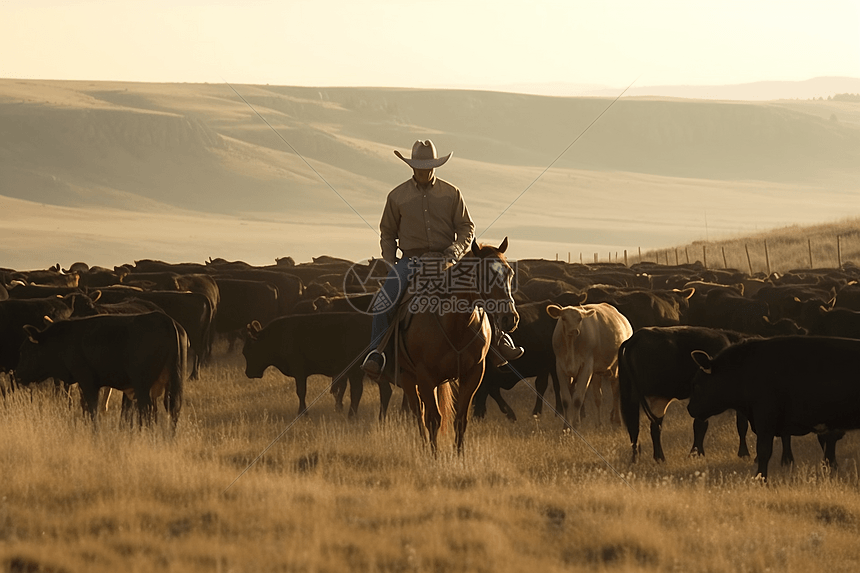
left=396, top=238, right=519, bottom=454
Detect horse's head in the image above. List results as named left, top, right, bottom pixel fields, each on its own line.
left=470, top=237, right=519, bottom=332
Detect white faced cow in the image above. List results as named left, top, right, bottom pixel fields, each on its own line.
left=547, top=303, right=633, bottom=429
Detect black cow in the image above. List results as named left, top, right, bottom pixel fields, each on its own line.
left=0, top=296, right=78, bottom=375
left=212, top=278, right=279, bottom=351
left=211, top=269, right=302, bottom=315
left=689, top=336, right=860, bottom=479
left=796, top=302, right=860, bottom=339
left=242, top=312, right=391, bottom=419
left=618, top=326, right=750, bottom=463
left=472, top=299, right=561, bottom=421
left=686, top=289, right=805, bottom=336
left=15, top=312, right=186, bottom=428
left=834, top=284, right=860, bottom=312
left=6, top=284, right=82, bottom=299
left=584, top=288, right=692, bottom=331
left=93, top=289, right=213, bottom=379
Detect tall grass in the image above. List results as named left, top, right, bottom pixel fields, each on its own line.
left=2, top=347, right=860, bottom=572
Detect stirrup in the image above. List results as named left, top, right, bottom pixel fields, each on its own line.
left=361, top=350, right=386, bottom=376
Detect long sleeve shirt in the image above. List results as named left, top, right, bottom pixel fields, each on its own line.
left=379, top=176, right=475, bottom=264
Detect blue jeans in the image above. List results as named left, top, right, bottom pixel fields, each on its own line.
left=370, top=258, right=415, bottom=350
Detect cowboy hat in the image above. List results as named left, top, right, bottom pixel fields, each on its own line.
left=394, top=139, right=452, bottom=169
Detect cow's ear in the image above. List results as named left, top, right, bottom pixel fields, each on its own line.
left=762, top=315, right=772, bottom=324
left=582, top=308, right=597, bottom=318
left=90, top=290, right=102, bottom=303
left=826, top=296, right=836, bottom=310
left=43, top=315, right=54, bottom=325
left=546, top=304, right=562, bottom=319
left=677, top=287, right=695, bottom=300
left=23, top=324, right=41, bottom=344
left=497, top=237, right=508, bottom=254
left=691, top=350, right=713, bottom=374
left=471, top=239, right=481, bottom=257
left=818, top=305, right=829, bottom=315
left=246, top=320, right=263, bottom=340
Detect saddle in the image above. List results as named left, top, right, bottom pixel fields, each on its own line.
left=373, top=255, right=457, bottom=377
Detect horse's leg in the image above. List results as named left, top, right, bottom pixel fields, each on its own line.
left=454, top=362, right=485, bottom=454
left=399, top=371, right=424, bottom=438
left=471, top=380, right=490, bottom=419
left=416, top=369, right=442, bottom=455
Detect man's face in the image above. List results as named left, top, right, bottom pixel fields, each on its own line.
left=413, top=168, right=434, bottom=185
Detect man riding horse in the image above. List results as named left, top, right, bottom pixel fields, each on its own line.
left=361, top=139, right=524, bottom=379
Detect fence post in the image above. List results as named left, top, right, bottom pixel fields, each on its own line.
left=745, top=244, right=753, bottom=275
left=555, top=253, right=558, bottom=261
left=764, top=240, right=771, bottom=276
left=721, top=246, right=727, bottom=269
left=568, top=252, right=571, bottom=263
left=808, top=238, right=813, bottom=268
left=838, top=235, right=843, bottom=269
left=638, top=247, right=641, bottom=264
left=703, top=245, right=707, bottom=269
left=624, top=249, right=628, bottom=267
left=580, top=253, right=583, bottom=265
left=685, top=247, right=690, bottom=264
left=594, top=253, right=598, bottom=264
left=674, top=248, right=678, bottom=265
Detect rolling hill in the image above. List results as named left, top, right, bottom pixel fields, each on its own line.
left=1, top=79, right=859, bottom=269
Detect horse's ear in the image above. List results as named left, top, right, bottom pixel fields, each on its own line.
left=498, top=237, right=508, bottom=253
left=471, top=239, right=480, bottom=257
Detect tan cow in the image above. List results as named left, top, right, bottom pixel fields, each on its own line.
left=547, top=303, right=633, bottom=429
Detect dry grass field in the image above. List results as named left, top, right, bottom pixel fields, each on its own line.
left=3, top=342, right=860, bottom=573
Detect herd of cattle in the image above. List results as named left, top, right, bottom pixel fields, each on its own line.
left=2, top=254, right=860, bottom=479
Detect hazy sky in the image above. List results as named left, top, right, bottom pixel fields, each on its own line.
left=3, top=1, right=859, bottom=91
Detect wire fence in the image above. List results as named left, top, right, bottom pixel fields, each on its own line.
left=552, top=231, right=860, bottom=275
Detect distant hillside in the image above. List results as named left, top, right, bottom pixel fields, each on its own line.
left=461, top=77, right=860, bottom=101
left=583, top=76, right=860, bottom=101
left=2, top=80, right=860, bottom=217
left=1, top=79, right=859, bottom=269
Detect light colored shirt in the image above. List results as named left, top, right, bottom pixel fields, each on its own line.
left=379, top=175, right=475, bottom=264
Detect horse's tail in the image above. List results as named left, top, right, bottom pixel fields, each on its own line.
left=435, top=381, right=455, bottom=438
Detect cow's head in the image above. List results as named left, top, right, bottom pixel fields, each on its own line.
left=242, top=321, right=268, bottom=379
left=546, top=304, right=595, bottom=341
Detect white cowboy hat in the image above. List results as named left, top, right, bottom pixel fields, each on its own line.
left=394, top=139, right=452, bottom=169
